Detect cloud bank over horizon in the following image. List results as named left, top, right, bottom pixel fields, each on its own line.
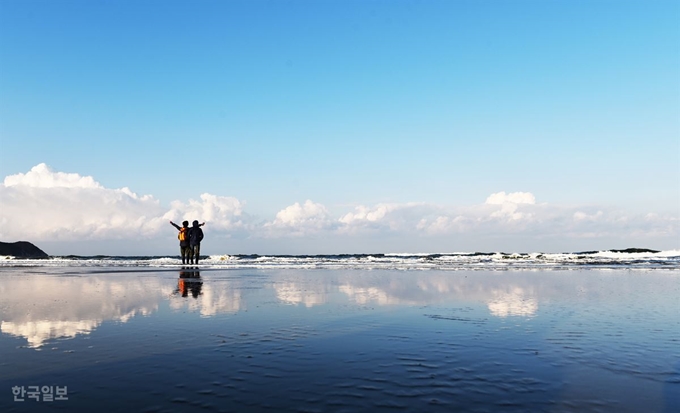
left=1, top=164, right=677, bottom=253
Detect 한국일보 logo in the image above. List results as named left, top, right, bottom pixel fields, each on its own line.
left=12, top=386, right=68, bottom=402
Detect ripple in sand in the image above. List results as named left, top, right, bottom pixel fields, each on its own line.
left=373, top=399, right=408, bottom=409
left=425, top=314, right=488, bottom=325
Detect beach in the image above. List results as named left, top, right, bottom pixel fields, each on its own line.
left=1, top=266, right=678, bottom=412
left=2, top=1, right=678, bottom=412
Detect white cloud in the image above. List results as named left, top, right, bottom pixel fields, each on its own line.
left=0, top=165, right=166, bottom=241
left=166, top=193, right=248, bottom=231
left=485, top=191, right=536, bottom=205
left=1, top=164, right=677, bottom=252
left=339, top=203, right=431, bottom=233
left=573, top=210, right=604, bottom=221
left=337, top=194, right=543, bottom=235
left=265, top=200, right=334, bottom=236
left=417, top=215, right=472, bottom=235
left=4, top=163, right=102, bottom=189
left=340, top=204, right=397, bottom=224
left=0, top=164, right=248, bottom=241
left=484, top=191, right=537, bottom=221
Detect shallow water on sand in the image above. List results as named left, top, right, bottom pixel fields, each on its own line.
left=1, top=268, right=678, bottom=412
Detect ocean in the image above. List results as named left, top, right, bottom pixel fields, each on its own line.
left=2, top=248, right=679, bottom=270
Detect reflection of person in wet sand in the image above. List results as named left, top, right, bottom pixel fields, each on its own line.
left=175, top=268, right=202, bottom=298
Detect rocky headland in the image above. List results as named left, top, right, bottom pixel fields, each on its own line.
left=0, top=241, right=49, bottom=258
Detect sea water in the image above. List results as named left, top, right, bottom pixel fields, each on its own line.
left=1, top=249, right=678, bottom=270
left=0, top=255, right=678, bottom=412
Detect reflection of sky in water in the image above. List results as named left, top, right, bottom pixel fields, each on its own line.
left=0, top=269, right=548, bottom=347
left=169, top=282, right=243, bottom=316
left=0, top=268, right=678, bottom=412
left=487, top=287, right=538, bottom=317
left=2, top=319, right=101, bottom=348
left=0, top=268, right=664, bottom=348
left=276, top=282, right=329, bottom=307
left=0, top=275, right=160, bottom=347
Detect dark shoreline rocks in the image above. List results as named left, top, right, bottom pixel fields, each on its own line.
left=609, top=248, right=660, bottom=254
left=0, top=241, right=49, bottom=258
left=575, top=248, right=661, bottom=255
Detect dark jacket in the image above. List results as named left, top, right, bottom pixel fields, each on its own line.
left=189, top=225, right=204, bottom=246
left=170, top=222, right=191, bottom=247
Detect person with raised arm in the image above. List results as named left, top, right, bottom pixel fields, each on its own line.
left=169, top=220, right=204, bottom=264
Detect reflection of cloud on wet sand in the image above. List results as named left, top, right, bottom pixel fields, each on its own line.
left=276, top=283, right=328, bottom=307
left=487, top=287, right=538, bottom=317
left=1, top=320, right=101, bottom=348
left=0, top=270, right=546, bottom=350
left=169, top=282, right=243, bottom=316
left=0, top=276, right=160, bottom=348
left=272, top=274, right=543, bottom=316
left=339, top=285, right=393, bottom=305
left=199, top=284, right=242, bottom=316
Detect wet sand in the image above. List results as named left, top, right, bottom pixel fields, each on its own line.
left=1, top=268, right=678, bottom=412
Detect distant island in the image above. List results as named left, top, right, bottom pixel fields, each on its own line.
left=608, top=248, right=660, bottom=254
left=575, top=248, right=661, bottom=254
left=0, top=241, right=49, bottom=258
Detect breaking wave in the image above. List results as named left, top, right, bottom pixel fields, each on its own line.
left=1, top=249, right=678, bottom=270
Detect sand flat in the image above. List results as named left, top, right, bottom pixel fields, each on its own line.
left=1, top=267, right=678, bottom=412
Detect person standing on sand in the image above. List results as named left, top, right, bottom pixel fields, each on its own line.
left=189, top=220, right=205, bottom=265
left=169, top=220, right=204, bottom=264
left=169, top=220, right=191, bottom=264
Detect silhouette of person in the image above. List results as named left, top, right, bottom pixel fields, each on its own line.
left=170, top=220, right=204, bottom=264
left=188, top=220, right=205, bottom=264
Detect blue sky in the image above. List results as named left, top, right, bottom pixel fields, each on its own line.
left=1, top=0, right=678, bottom=255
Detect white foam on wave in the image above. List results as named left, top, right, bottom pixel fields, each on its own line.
left=209, top=255, right=237, bottom=261
left=0, top=250, right=678, bottom=270
left=593, top=249, right=680, bottom=259
left=147, top=257, right=180, bottom=266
